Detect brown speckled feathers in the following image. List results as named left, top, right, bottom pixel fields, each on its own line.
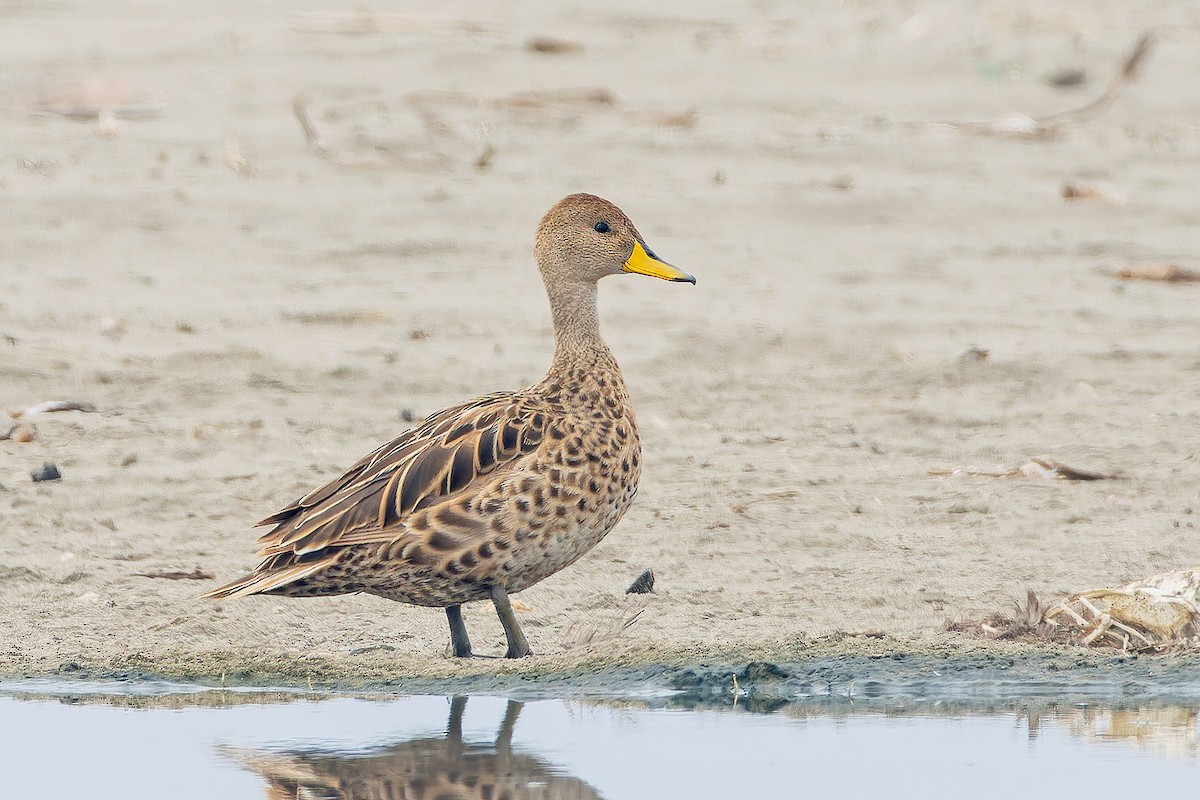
left=205, top=193, right=694, bottom=656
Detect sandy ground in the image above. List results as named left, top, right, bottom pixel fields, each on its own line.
left=2, top=0, right=1199, bottom=681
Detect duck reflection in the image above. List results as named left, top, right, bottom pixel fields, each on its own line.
left=225, top=697, right=604, bottom=800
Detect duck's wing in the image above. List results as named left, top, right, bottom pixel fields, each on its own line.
left=250, top=390, right=552, bottom=559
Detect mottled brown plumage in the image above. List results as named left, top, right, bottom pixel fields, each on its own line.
left=223, top=698, right=602, bottom=800
left=205, top=193, right=694, bottom=657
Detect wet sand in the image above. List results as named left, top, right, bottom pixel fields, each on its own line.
left=2, top=1, right=1199, bottom=681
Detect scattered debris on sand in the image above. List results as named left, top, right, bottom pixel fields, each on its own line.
left=929, top=457, right=1124, bottom=481
left=30, top=462, right=61, bottom=482
left=937, top=31, right=1154, bottom=139
left=288, top=11, right=489, bottom=36
left=626, top=568, right=656, bottom=594
left=134, top=568, right=215, bottom=581
left=1061, top=182, right=1124, bottom=203
left=10, top=400, right=99, bottom=418
left=1116, top=262, right=1200, bottom=283
left=0, top=423, right=36, bottom=443
left=525, top=35, right=582, bottom=54
left=563, top=609, right=645, bottom=650
left=953, top=570, right=1200, bottom=652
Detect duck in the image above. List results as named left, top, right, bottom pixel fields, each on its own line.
left=204, top=193, right=695, bottom=658
left=223, top=697, right=603, bottom=800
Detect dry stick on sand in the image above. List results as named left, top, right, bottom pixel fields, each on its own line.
left=928, top=457, right=1124, bottom=481
left=288, top=11, right=490, bottom=36
left=731, top=489, right=800, bottom=516
left=291, top=95, right=331, bottom=157
left=135, top=568, right=215, bottom=581
left=292, top=87, right=614, bottom=171
left=938, top=31, right=1155, bottom=138
left=1117, top=262, right=1200, bottom=283
left=10, top=400, right=99, bottom=418
left=290, top=94, right=459, bottom=171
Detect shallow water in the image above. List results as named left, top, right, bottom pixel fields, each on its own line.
left=2, top=684, right=1197, bottom=798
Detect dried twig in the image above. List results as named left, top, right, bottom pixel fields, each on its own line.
left=1028, top=458, right=1122, bottom=481
left=1034, top=32, right=1154, bottom=127
left=731, top=489, right=800, bottom=516
left=938, top=31, right=1155, bottom=138
left=929, top=458, right=1123, bottom=481
left=525, top=36, right=581, bottom=54
left=1117, top=262, right=1200, bottom=283
left=280, top=309, right=391, bottom=325
left=11, top=400, right=98, bottom=418
left=291, top=95, right=331, bottom=156
left=135, top=568, right=215, bottom=581
left=29, top=104, right=163, bottom=121
left=473, top=145, right=495, bottom=170
left=1061, top=182, right=1124, bottom=203
left=499, top=88, right=616, bottom=108
left=223, top=140, right=252, bottom=176
left=288, top=12, right=489, bottom=36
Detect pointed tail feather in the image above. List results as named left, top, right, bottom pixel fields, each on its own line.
left=201, top=554, right=339, bottom=600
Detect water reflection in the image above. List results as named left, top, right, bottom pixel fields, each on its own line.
left=223, top=696, right=604, bottom=800
left=1054, top=708, right=1200, bottom=760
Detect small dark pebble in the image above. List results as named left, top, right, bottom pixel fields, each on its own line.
left=1044, top=68, right=1087, bottom=88
left=400, top=408, right=415, bottom=423
left=740, top=661, right=791, bottom=682
left=31, top=462, right=61, bottom=482
left=626, top=568, right=655, bottom=594
left=525, top=35, right=581, bottom=54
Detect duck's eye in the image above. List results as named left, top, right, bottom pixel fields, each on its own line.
left=593, top=221, right=610, bottom=234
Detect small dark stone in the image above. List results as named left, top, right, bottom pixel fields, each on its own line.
left=626, top=568, right=655, bottom=594
left=740, top=661, right=791, bottom=681
left=400, top=408, right=415, bottom=423
left=31, top=462, right=61, bottom=482
left=1044, top=68, right=1087, bottom=89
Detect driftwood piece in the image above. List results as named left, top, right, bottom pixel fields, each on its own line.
left=938, top=31, right=1154, bottom=139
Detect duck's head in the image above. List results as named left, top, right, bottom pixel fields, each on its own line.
left=534, top=193, right=695, bottom=287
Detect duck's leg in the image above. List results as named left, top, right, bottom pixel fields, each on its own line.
left=494, top=700, right=523, bottom=763
left=489, top=585, right=532, bottom=658
left=447, top=695, right=467, bottom=758
left=445, top=605, right=473, bottom=657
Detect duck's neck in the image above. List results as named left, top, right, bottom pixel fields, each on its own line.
left=547, top=279, right=617, bottom=373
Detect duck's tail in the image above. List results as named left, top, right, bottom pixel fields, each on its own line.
left=201, top=553, right=340, bottom=600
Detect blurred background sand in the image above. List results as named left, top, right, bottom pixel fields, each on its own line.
left=1, top=1, right=1198, bottom=676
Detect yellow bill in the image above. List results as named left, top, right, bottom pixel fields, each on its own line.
left=623, top=240, right=696, bottom=284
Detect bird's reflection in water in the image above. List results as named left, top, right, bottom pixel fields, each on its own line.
left=224, top=697, right=604, bottom=800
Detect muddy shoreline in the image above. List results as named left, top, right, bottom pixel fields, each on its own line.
left=7, top=640, right=1200, bottom=713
